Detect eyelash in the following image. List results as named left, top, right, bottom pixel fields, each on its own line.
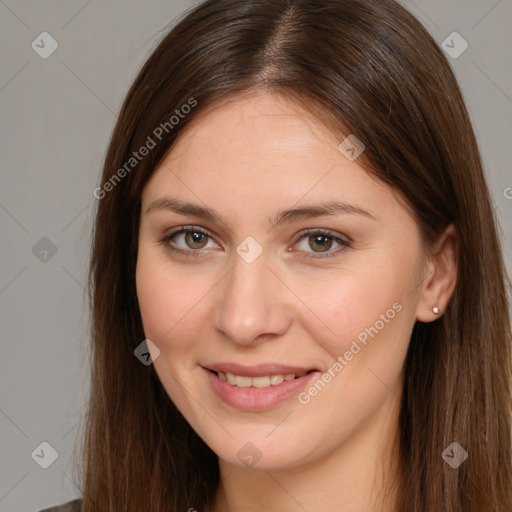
left=158, top=225, right=352, bottom=260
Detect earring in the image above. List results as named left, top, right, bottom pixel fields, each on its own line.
left=432, top=306, right=440, bottom=314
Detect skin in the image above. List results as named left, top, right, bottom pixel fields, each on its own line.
left=135, top=91, right=458, bottom=511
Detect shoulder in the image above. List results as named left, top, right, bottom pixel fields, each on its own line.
left=39, top=498, right=82, bottom=512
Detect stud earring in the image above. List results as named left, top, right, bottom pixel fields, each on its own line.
left=432, top=306, right=440, bottom=314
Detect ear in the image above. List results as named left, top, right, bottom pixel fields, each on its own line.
left=416, top=223, right=458, bottom=322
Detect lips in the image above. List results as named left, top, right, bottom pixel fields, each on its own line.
left=203, top=365, right=320, bottom=410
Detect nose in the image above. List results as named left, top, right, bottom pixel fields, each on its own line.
left=211, top=248, right=293, bottom=346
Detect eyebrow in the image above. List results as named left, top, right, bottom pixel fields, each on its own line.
left=144, top=197, right=378, bottom=228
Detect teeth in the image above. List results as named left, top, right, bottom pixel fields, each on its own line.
left=252, top=376, right=271, bottom=388
left=270, top=375, right=284, bottom=385
left=218, top=371, right=308, bottom=388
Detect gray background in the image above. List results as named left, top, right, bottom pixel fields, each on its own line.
left=0, top=1, right=510, bottom=510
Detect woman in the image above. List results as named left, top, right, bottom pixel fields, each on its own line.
left=41, top=0, right=512, bottom=510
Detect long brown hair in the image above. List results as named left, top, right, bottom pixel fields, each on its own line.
left=77, top=0, right=512, bottom=510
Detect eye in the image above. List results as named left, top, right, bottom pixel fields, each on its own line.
left=158, top=226, right=219, bottom=257
left=158, top=226, right=351, bottom=259
left=290, top=229, right=351, bottom=259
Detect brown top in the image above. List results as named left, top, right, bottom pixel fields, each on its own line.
left=39, top=498, right=82, bottom=512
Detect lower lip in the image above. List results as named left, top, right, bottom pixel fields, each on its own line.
left=203, top=367, right=319, bottom=411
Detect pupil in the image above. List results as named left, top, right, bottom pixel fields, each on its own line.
left=311, top=234, right=332, bottom=252
left=186, top=231, right=206, bottom=248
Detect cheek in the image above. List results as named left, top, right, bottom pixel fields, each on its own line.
left=289, top=266, right=414, bottom=436
left=135, top=253, right=204, bottom=352
left=289, top=252, right=418, bottom=373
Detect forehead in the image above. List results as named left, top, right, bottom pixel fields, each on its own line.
left=172, top=92, right=340, bottom=163
left=145, top=93, right=366, bottom=188
left=140, top=92, right=409, bottom=231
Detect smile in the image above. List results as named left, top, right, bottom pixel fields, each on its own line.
left=214, top=370, right=309, bottom=388
left=202, top=365, right=320, bottom=410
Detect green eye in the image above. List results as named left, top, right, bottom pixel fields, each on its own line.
left=159, top=226, right=351, bottom=260
left=159, top=226, right=216, bottom=257
left=291, top=229, right=351, bottom=259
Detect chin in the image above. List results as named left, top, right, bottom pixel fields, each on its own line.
left=204, top=432, right=317, bottom=472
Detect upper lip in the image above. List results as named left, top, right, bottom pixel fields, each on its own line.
left=203, top=362, right=319, bottom=377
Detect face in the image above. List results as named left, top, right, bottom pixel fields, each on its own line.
left=136, top=91, right=427, bottom=471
